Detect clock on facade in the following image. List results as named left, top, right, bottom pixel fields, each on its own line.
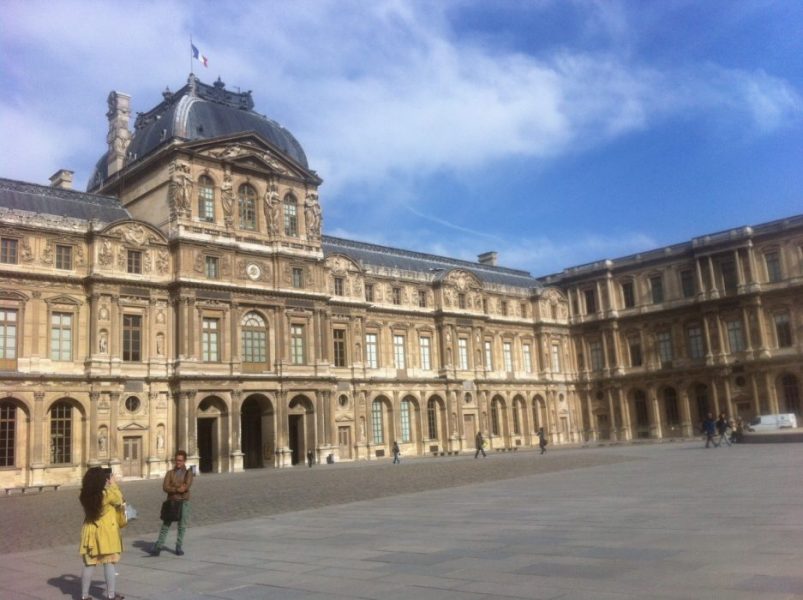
left=246, top=263, right=262, bottom=280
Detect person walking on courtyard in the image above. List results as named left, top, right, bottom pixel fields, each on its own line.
left=474, top=431, right=487, bottom=458
left=733, top=417, right=745, bottom=443
left=307, top=449, right=315, bottom=467
left=702, top=413, right=717, bottom=448
left=392, top=441, right=401, bottom=464
left=716, top=413, right=732, bottom=447
left=79, top=466, right=125, bottom=600
left=150, top=450, right=193, bottom=557
left=537, top=427, right=548, bottom=454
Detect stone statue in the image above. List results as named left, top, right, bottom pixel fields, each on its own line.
left=304, top=191, right=321, bottom=238
left=98, top=430, right=107, bottom=453
left=264, top=180, right=280, bottom=236
left=221, top=165, right=234, bottom=222
left=171, top=162, right=192, bottom=213
left=156, top=430, right=165, bottom=450
left=98, top=330, right=108, bottom=354
left=156, top=333, right=164, bottom=356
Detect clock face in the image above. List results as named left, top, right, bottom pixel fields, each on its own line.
left=246, top=263, right=262, bottom=280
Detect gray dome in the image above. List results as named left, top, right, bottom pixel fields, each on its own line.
left=88, top=75, right=308, bottom=190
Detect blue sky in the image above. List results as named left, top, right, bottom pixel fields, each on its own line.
left=2, top=1, right=801, bottom=276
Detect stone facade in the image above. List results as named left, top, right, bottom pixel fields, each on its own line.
left=0, top=76, right=800, bottom=488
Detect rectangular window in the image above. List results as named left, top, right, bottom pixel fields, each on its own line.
left=622, top=281, right=635, bottom=308
left=721, top=260, right=738, bottom=293
left=333, top=277, right=344, bottom=296
left=650, top=275, right=664, bottom=304
left=500, top=300, right=508, bottom=316
left=458, top=293, right=466, bottom=309
left=199, top=184, right=214, bottom=222
left=50, top=403, right=71, bottom=464
left=55, top=245, right=72, bottom=270
left=589, top=340, right=604, bottom=371
left=127, top=250, right=142, bottom=274
left=291, top=324, right=305, bottom=364
left=365, top=284, right=374, bottom=302
left=0, top=238, right=18, bottom=264
left=372, top=402, right=384, bottom=444
left=629, top=338, right=642, bottom=367
left=202, top=318, right=220, bottom=362
left=584, top=288, right=596, bottom=314
left=522, top=344, right=533, bottom=374
left=50, top=312, right=73, bottom=361
left=551, top=343, right=561, bottom=372
left=418, top=290, right=427, bottom=308
left=419, top=336, right=431, bottom=370
left=687, top=325, right=705, bottom=359
left=0, top=403, right=15, bottom=467
left=0, top=309, right=17, bottom=361
left=484, top=340, right=493, bottom=370
left=503, top=341, right=513, bottom=372
left=657, top=331, right=673, bottom=363
left=680, top=270, right=695, bottom=298
left=765, top=252, right=782, bottom=283
left=292, top=268, right=304, bottom=289
left=365, top=333, right=378, bottom=368
left=392, top=287, right=401, bottom=305
left=774, top=313, right=792, bottom=348
left=205, top=256, right=219, bottom=279
left=122, top=314, right=142, bottom=362
left=726, top=320, right=745, bottom=352
left=333, top=328, right=347, bottom=367
left=400, top=400, right=411, bottom=443
left=393, top=334, right=406, bottom=369
left=458, top=338, right=469, bottom=370
left=284, top=200, right=298, bottom=236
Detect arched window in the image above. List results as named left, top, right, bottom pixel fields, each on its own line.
left=238, top=184, right=257, bottom=230
left=0, top=401, right=16, bottom=467
left=284, top=194, right=298, bottom=237
left=400, top=399, right=412, bottom=443
left=427, top=398, right=438, bottom=439
left=512, top=399, right=521, bottom=435
left=50, top=401, right=72, bottom=464
left=198, top=175, right=215, bottom=222
left=371, top=400, right=384, bottom=444
left=491, top=399, right=500, bottom=436
left=664, top=388, right=679, bottom=427
left=782, top=375, right=800, bottom=416
left=241, top=312, right=268, bottom=367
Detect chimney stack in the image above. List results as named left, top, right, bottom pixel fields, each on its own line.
left=49, top=169, right=74, bottom=190
left=106, top=91, right=132, bottom=177
left=478, top=251, right=498, bottom=266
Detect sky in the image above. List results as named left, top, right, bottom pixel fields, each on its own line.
left=2, top=0, right=801, bottom=277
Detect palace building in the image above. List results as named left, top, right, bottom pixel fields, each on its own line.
left=1, top=75, right=801, bottom=488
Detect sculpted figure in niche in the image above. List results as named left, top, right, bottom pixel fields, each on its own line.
left=304, top=191, right=322, bottom=238
left=172, top=162, right=192, bottom=212
left=98, top=429, right=107, bottom=453
left=264, top=180, right=280, bottom=236
left=221, top=165, right=234, bottom=221
left=98, top=330, right=108, bottom=354
left=156, top=333, right=165, bottom=356
left=156, top=427, right=165, bottom=451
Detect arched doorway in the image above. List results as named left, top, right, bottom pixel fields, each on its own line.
left=426, top=395, right=446, bottom=449
left=197, top=396, right=228, bottom=474
left=288, top=395, right=314, bottom=466
left=241, top=394, right=275, bottom=469
left=399, top=395, right=421, bottom=455
left=632, top=389, right=650, bottom=439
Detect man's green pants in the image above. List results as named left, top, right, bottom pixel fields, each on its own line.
left=156, top=501, right=191, bottom=548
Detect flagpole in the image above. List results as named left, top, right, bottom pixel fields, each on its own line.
left=190, top=35, right=194, bottom=76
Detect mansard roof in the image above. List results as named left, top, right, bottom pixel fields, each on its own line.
left=0, top=177, right=130, bottom=224
left=322, top=235, right=541, bottom=290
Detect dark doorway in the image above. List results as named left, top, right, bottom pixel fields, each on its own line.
left=198, top=418, right=214, bottom=473
left=241, top=399, right=263, bottom=469
left=288, top=414, right=303, bottom=465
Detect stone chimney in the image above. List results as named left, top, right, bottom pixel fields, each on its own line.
left=478, top=251, right=498, bottom=266
left=106, top=91, right=132, bottom=177
left=49, top=169, right=74, bottom=190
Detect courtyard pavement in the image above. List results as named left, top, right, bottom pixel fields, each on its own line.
left=1, top=441, right=801, bottom=599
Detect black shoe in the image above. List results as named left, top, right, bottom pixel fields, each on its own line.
left=148, top=545, right=161, bottom=557
left=175, top=545, right=184, bottom=556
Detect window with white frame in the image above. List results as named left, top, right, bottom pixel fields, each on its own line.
left=400, top=399, right=411, bottom=442
left=0, top=402, right=15, bottom=467
left=458, top=338, right=469, bottom=370
left=551, top=343, right=561, bottom=372
left=687, top=324, right=704, bottom=359
left=365, top=333, right=378, bottom=368
left=49, top=401, right=72, bottom=464
left=284, top=194, right=298, bottom=236
left=484, top=340, right=493, bottom=369
left=371, top=400, right=384, bottom=443
left=202, top=317, right=220, bottom=362
left=333, top=328, right=347, bottom=367
left=291, top=324, right=305, bottom=364
left=393, top=334, right=406, bottom=369
left=50, top=312, right=73, bottom=361
left=238, top=184, right=257, bottom=230
left=419, top=336, right=431, bottom=370
left=656, top=331, right=673, bottom=363
left=522, top=343, right=533, bottom=373
left=589, top=339, right=604, bottom=371
left=503, top=341, right=513, bottom=372
left=241, top=312, right=267, bottom=365
left=198, top=175, right=215, bottom=222
left=0, top=238, right=18, bottom=264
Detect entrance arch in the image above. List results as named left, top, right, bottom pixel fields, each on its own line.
left=287, top=395, right=314, bottom=466
left=197, top=396, right=229, bottom=474
left=241, top=394, right=275, bottom=469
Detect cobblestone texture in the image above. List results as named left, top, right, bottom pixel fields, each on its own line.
left=0, top=449, right=630, bottom=554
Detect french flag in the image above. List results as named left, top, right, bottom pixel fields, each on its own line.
left=191, top=43, right=208, bottom=67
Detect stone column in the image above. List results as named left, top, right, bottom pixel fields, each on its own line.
left=146, top=391, right=160, bottom=477
left=722, top=377, right=734, bottom=419
left=695, top=257, right=706, bottom=299
left=707, top=256, right=719, bottom=298
left=109, top=392, right=121, bottom=474
left=606, top=388, right=618, bottom=442
left=230, top=389, right=244, bottom=472
left=89, top=391, right=100, bottom=466
left=765, top=372, right=779, bottom=414
left=647, top=385, right=661, bottom=439
left=30, top=392, right=46, bottom=485
left=679, top=387, right=693, bottom=437
left=734, top=249, right=745, bottom=289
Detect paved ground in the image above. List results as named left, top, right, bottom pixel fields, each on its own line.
left=1, top=441, right=801, bottom=599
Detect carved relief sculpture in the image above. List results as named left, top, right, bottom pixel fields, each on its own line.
left=304, top=191, right=322, bottom=239
left=20, top=238, right=33, bottom=262
left=264, top=178, right=280, bottom=237
left=155, top=249, right=169, bottom=274
left=221, top=164, right=234, bottom=226
left=98, top=239, right=113, bottom=266
left=169, top=161, right=193, bottom=215
left=98, top=330, right=108, bottom=353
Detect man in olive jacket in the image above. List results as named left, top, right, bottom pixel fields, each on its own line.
left=150, top=450, right=194, bottom=556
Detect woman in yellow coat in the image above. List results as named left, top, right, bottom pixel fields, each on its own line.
left=78, top=466, right=124, bottom=600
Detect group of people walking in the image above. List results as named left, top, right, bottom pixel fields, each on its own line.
left=473, top=427, right=548, bottom=458
left=701, top=413, right=738, bottom=448
left=78, top=451, right=192, bottom=600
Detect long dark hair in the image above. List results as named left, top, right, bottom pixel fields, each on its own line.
left=79, top=467, right=107, bottom=523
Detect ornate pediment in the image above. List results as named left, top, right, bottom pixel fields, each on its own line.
left=325, top=254, right=361, bottom=274
left=190, top=136, right=309, bottom=180
left=117, top=422, right=148, bottom=431
left=101, top=221, right=166, bottom=246
left=444, top=269, right=482, bottom=291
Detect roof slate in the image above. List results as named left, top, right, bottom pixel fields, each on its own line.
left=0, top=177, right=130, bottom=223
